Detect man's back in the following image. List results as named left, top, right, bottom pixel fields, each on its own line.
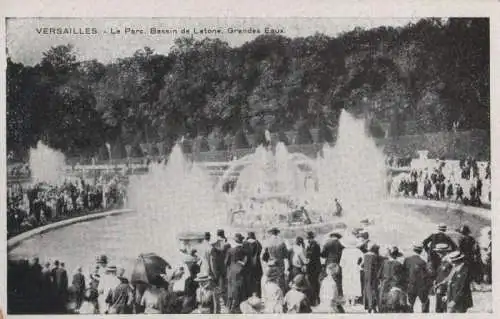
left=321, top=239, right=344, bottom=265
left=53, top=267, right=68, bottom=291
left=265, top=236, right=288, bottom=262
left=403, top=255, right=428, bottom=292
left=423, top=232, right=457, bottom=251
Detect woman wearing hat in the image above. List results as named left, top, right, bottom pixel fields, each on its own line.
left=340, top=233, right=363, bottom=306
left=284, top=274, right=312, bottom=313
left=378, top=246, right=405, bottom=313
left=97, top=265, right=120, bottom=314
left=191, top=274, right=218, bottom=314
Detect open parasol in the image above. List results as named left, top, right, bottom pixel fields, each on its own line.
left=130, top=253, right=171, bottom=284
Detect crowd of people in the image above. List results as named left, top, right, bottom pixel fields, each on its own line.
left=8, top=222, right=492, bottom=314
left=391, top=158, right=490, bottom=207
left=6, top=175, right=127, bottom=237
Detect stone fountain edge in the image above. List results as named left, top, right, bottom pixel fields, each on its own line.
left=7, top=208, right=134, bottom=252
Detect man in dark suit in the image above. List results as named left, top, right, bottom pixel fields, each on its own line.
left=262, top=227, right=289, bottom=293
left=446, top=251, right=473, bottom=313
left=52, top=260, right=69, bottom=313
left=321, top=232, right=344, bottom=297
left=245, top=232, right=263, bottom=298
left=72, top=266, right=86, bottom=311
left=305, top=231, right=321, bottom=306
left=225, top=233, right=248, bottom=313
left=422, top=224, right=457, bottom=277
left=403, top=244, right=430, bottom=313
left=457, top=225, right=482, bottom=283
left=211, top=229, right=231, bottom=306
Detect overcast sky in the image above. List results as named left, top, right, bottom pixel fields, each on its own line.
left=7, top=17, right=422, bottom=65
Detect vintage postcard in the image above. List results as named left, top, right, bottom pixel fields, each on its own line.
left=1, top=3, right=496, bottom=317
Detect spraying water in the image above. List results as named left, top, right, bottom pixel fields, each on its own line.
left=29, top=141, right=67, bottom=185
left=317, top=111, right=388, bottom=216
left=127, top=142, right=227, bottom=259
left=315, top=110, right=436, bottom=250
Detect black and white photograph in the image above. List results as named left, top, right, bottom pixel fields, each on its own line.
left=4, top=16, right=492, bottom=314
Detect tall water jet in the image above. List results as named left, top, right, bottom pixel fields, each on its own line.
left=127, top=142, right=227, bottom=260
left=317, top=110, right=436, bottom=249
left=317, top=110, right=387, bottom=216
left=29, top=141, right=67, bottom=185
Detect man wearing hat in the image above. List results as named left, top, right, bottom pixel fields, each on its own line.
left=226, top=233, right=248, bottom=313
left=378, top=246, right=405, bottom=313
left=305, top=231, right=321, bottom=306
left=262, top=227, right=289, bottom=293
left=422, top=223, right=457, bottom=277
left=211, top=229, right=231, bottom=306
left=433, top=243, right=453, bottom=312
left=51, top=260, right=69, bottom=313
left=446, top=251, right=473, bottom=313
left=321, top=232, right=345, bottom=298
left=457, top=225, right=482, bottom=283
left=403, top=244, right=431, bottom=313
left=362, top=243, right=381, bottom=313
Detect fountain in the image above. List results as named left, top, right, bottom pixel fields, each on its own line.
left=29, top=141, right=67, bottom=185
left=316, top=111, right=388, bottom=218
left=127, top=142, right=228, bottom=260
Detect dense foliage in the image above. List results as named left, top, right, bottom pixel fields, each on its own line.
left=7, top=18, right=489, bottom=159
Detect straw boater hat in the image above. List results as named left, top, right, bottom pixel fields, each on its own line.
left=438, top=223, right=447, bottom=232
left=268, top=227, right=280, bottom=235
left=194, top=273, right=212, bottom=282
left=106, top=265, right=117, bottom=273
left=448, top=251, right=465, bottom=263
left=434, top=243, right=452, bottom=253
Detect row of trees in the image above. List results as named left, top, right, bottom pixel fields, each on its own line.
left=7, top=18, right=489, bottom=159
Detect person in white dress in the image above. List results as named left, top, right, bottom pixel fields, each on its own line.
left=97, top=265, right=120, bottom=314
left=340, top=234, right=363, bottom=305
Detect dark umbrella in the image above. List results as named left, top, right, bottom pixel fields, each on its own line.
left=130, top=253, right=171, bottom=285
